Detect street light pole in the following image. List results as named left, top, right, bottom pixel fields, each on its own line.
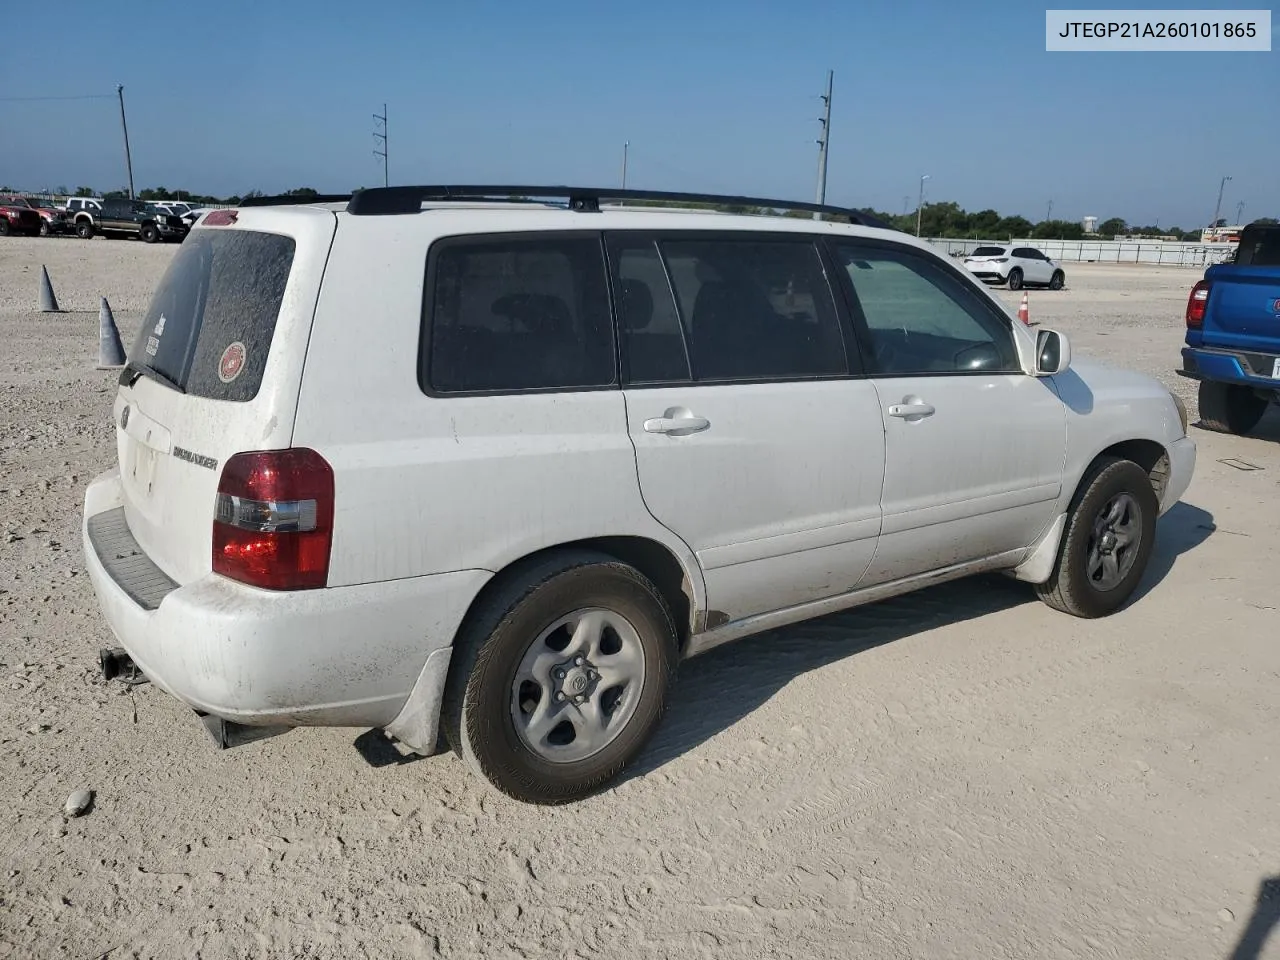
left=916, top=174, right=930, bottom=237
left=1211, top=174, right=1232, bottom=227
left=116, top=84, right=135, bottom=200
left=621, top=141, right=629, bottom=190
left=1235, top=200, right=1245, bottom=224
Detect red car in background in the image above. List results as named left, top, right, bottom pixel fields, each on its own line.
left=0, top=197, right=42, bottom=237
left=0, top=196, right=70, bottom=236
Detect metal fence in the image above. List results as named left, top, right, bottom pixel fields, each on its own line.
left=925, top=237, right=1232, bottom=268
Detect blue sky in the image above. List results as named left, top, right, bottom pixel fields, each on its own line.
left=2, top=0, right=1275, bottom=228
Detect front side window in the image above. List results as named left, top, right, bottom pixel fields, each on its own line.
left=424, top=234, right=615, bottom=393
left=833, top=243, right=1020, bottom=376
left=656, top=237, right=846, bottom=382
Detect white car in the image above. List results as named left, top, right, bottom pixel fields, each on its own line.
left=964, top=244, right=1066, bottom=290
left=83, top=187, right=1195, bottom=804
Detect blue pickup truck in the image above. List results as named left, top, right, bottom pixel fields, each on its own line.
left=1180, top=222, right=1280, bottom=435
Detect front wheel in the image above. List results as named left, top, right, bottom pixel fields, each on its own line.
left=76, top=221, right=94, bottom=239
left=1049, top=270, right=1065, bottom=290
left=1007, top=268, right=1024, bottom=290
left=1036, top=456, right=1158, bottom=618
left=0, top=218, right=10, bottom=237
left=1198, top=380, right=1267, bottom=435
left=140, top=224, right=159, bottom=244
left=38, top=221, right=50, bottom=237
left=442, top=552, right=678, bottom=804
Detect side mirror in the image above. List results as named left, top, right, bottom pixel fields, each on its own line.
left=1035, top=328, right=1071, bottom=376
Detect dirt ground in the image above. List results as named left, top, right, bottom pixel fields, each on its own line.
left=2, top=237, right=1278, bottom=960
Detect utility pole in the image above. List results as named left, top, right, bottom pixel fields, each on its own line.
left=1211, top=174, right=1231, bottom=227
left=902, top=195, right=910, bottom=215
left=621, top=141, right=629, bottom=190
left=916, top=174, right=930, bottom=237
left=813, top=69, right=833, bottom=220
left=116, top=84, right=135, bottom=200
left=1046, top=199, right=1054, bottom=221
left=373, top=103, right=388, bottom=188
left=1235, top=200, right=1245, bottom=224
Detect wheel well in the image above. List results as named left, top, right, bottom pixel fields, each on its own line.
left=1097, top=439, right=1170, bottom=502
left=457, top=537, right=696, bottom=653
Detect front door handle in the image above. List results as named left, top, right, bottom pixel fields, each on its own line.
left=887, top=401, right=935, bottom=420
left=644, top=409, right=711, bottom=436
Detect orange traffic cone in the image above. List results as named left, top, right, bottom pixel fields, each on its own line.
left=1017, top=292, right=1030, bottom=325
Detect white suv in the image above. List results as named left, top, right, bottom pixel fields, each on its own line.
left=83, top=187, right=1195, bottom=804
left=963, top=244, right=1066, bottom=290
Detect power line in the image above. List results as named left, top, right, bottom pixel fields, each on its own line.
left=0, top=93, right=115, bottom=102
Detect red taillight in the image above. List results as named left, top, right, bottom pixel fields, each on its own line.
left=213, top=448, right=334, bottom=590
left=1185, top=280, right=1210, bottom=329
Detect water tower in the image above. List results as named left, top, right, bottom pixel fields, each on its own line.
left=1082, top=216, right=1099, bottom=233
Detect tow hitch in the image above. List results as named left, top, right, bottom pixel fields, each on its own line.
left=99, top=647, right=147, bottom=685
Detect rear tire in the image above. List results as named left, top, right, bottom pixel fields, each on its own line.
left=0, top=218, right=10, bottom=237
left=442, top=551, right=678, bottom=805
left=1198, top=380, right=1267, bottom=435
left=1036, top=456, right=1158, bottom=619
left=1049, top=270, right=1065, bottom=290
left=76, top=220, right=94, bottom=239
left=1007, top=268, right=1024, bottom=291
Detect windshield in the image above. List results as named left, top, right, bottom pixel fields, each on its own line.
left=129, top=229, right=295, bottom=401
left=31, top=198, right=57, bottom=209
left=970, top=247, right=1007, bottom=257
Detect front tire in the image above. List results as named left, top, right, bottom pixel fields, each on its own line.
left=1036, top=456, right=1158, bottom=618
left=38, top=221, right=50, bottom=237
left=1198, top=380, right=1267, bottom=435
left=442, top=551, right=678, bottom=805
left=0, top=218, right=10, bottom=237
left=1007, top=268, right=1024, bottom=290
left=1049, top=270, right=1065, bottom=290
left=140, top=224, right=159, bottom=244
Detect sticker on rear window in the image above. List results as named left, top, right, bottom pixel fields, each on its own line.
left=145, top=336, right=160, bottom=356
left=218, top=342, right=246, bottom=383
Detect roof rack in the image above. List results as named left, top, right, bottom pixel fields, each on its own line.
left=239, top=193, right=352, bottom=207
left=341, top=185, right=893, bottom=228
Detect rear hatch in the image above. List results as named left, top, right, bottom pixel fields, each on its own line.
left=964, top=246, right=1008, bottom=267
left=1202, top=224, right=1280, bottom=352
left=112, top=207, right=336, bottom=585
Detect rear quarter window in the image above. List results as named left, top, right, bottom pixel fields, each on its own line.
left=421, top=233, right=615, bottom=394
left=130, top=229, right=295, bottom=401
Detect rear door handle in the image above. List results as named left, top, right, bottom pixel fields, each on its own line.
left=643, top=413, right=711, bottom=436
left=887, top=402, right=935, bottom=419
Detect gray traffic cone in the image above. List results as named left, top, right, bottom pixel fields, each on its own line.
left=97, top=298, right=126, bottom=369
left=39, top=266, right=60, bottom=312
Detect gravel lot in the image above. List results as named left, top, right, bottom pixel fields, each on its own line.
left=2, top=237, right=1278, bottom=959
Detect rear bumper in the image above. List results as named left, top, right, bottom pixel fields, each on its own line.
left=1180, top=346, right=1280, bottom=390
left=83, top=469, right=488, bottom=729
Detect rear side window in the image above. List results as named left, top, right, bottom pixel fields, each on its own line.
left=1236, top=227, right=1280, bottom=266
left=655, top=237, right=847, bottom=382
left=423, top=234, right=615, bottom=394
left=130, top=229, right=295, bottom=401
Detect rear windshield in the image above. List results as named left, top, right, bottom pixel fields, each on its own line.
left=129, top=229, right=295, bottom=401
left=1236, top=226, right=1280, bottom=267
left=970, top=247, right=1006, bottom=257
